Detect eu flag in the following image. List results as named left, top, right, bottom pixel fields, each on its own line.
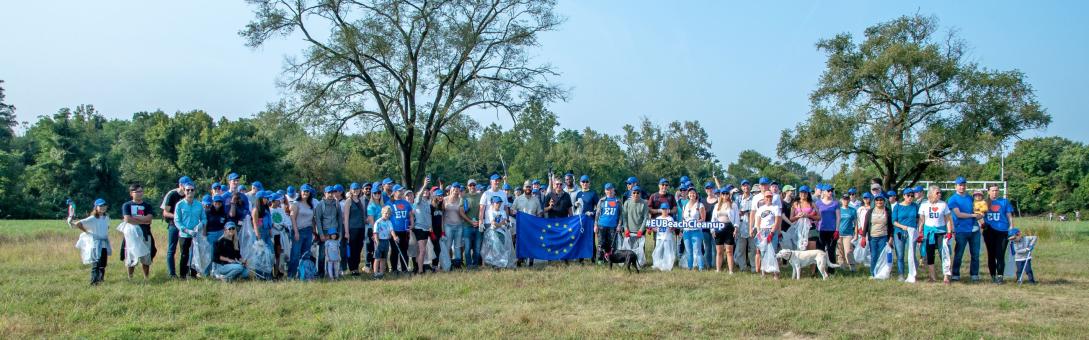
left=516, top=212, right=593, bottom=260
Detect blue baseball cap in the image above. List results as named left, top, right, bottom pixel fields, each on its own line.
left=798, top=185, right=810, bottom=193
left=564, top=171, right=574, bottom=177
left=276, top=189, right=285, bottom=195
left=255, top=191, right=267, bottom=199
left=392, top=184, right=403, bottom=192
left=333, top=184, right=344, bottom=192
left=451, top=182, right=462, bottom=189
left=224, top=222, right=237, bottom=230
left=659, top=203, right=670, bottom=209
left=1008, top=228, right=1020, bottom=237
left=371, top=183, right=381, bottom=192
left=658, top=178, right=669, bottom=185
left=886, top=190, right=897, bottom=197
left=626, top=176, right=638, bottom=184
left=350, top=182, right=361, bottom=190
left=579, top=175, right=590, bottom=182
left=902, top=188, right=914, bottom=195
left=502, top=183, right=511, bottom=190
left=323, top=186, right=334, bottom=193
left=874, top=193, right=887, bottom=200
left=954, top=176, right=967, bottom=185
left=252, top=181, right=264, bottom=190
left=914, top=185, right=924, bottom=193
left=287, top=186, right=297, bottom=195
left=490, top=174, right=502, bottom=181
left=490, top=195, right=503, bottom=203
left=382, top=178, right=393, bottom=185
left=604, top=183, right=615, bottom=190
left=236, top=184, right=246, bottom=192
left=178, top=176, right=192, bottom=185
left=758, top=177, right=770, bottom=185
left=532, top=188, right=540, bottom=193
left=531, top=179, right=541, bottom=185
left=227, top=173, right=240, bottom=181
left=300, top=184, right=314, bottom=193
left=740, top=179, right=750, bottom=186
left=848, top=188, right=857, bottom=194
left=93, top=198, right=107, bottom=207
left=631, top=185, right=642, bottom=192
left=434, top=189, right=445, bottom=196
left=212, top=194, right=225, bottom=202
left=862, top=192, right=872, bottom=199
left=704, top=182, right=714, bottom=189
left=211, top=182, right=221, bottom=190
left=271, top=193, right=283, bottom=201
left=201, top=194, right=212, bottom=205
left=680, top=176, right=690, bottom=183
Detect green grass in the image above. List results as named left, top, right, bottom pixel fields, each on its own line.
left=2, top=218, right=1088, bottom=338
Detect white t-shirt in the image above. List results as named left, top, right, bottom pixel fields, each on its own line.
left=755, top=203, right=781, bottom=229
left=918, top=200, right=951, bottom=228
left=485, top=208, right=509, bottom=228
left=79, top=215, right=110, bottom=240
left=479, top=189, right=510, bottom=218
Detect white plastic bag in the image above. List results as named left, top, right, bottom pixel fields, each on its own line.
left=190, top=235, right=212, bottom=274
left=873, top=243, right=893, bottom=279
left=245, top=240, right=274, bottom=279
left=482, top=227, right=514, bottom=268
left=116, top=222, right=149, bottom=267
left=903, top=229, right=918, bottom=283
left=940, top=237, right=952, bottom=276
left=853, top=238, right=870, bottom=266
left=75, top=233, right=107, bottom=265
left=652, top=232, right=677, bottom=271
left=238, top=219, right=256, bottom=260
left=1003, top=239, right=1017, bottom=278
left=758, top=229, right=779, bottom=274
left=616, top=234, right=646, bottom=267
left=783, top=217, right=811, bottom=251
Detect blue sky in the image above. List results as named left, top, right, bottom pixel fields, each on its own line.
left=1, top=1, right=1086, bottom=172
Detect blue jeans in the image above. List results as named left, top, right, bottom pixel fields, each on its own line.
left=892, top=229, right=910, bottom=275
left=1015, top=260, right=1035, bottom=282
left=204, top=231, right=224, bottom=276
left=952, top=230, right=981, bottom=279
left=682, top=230, right=705, bottom=270
left=868, top=236, right=889, bottom=277
left=214, top=263, right=250, bottom=281
left=289, top=227, right=315, bottom=277
left=446, top=224, right=464, bottom=261
left=702, top=230, right=715, bottom=269
left=462, top=226, right=481, bottom=267
left=166, top=223, right=179, bottom=277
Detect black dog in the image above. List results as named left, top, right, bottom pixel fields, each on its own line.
left=604, top=250, right=640, bottom=273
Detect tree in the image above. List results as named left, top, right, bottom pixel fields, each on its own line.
left=242, top=0, right=565, bottom=190
left=725, top=149, right=821, bottom=186
left=778, top=14, right=1050, bottom=190
left=0, top=80, right=16, bottom=148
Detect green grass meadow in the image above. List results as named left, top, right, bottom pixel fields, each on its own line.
left=1, top=218, right=1088, bottom=338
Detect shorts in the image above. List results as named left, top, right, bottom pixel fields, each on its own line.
left=412, top=229, right=431, bottom=241
left=714, top=225, right=736, bottom=246
left=375, top=239, right=391, bottom=258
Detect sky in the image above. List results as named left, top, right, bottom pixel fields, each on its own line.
left=2, top=1, right=1087, bottom=173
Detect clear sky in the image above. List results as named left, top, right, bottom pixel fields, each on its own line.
left=2, top=1, right=1086, bottom=171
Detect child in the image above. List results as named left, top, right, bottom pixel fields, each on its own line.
left=372, top=206, right=399, bottom=279
left=482, top=195, right=513, bottom=268
left=973, top=190, right=988, bottom=228
left=1008, top=228, right=1037, bottom=284
left=69, top=198, right=112, bottom=285
left=651, top=203, right=677, bottom=272
left=324, top=229, right=342, bottom=279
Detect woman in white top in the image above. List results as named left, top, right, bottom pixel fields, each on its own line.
left=69, top=198, right=112, bottom=285
left=681, top=187, right=706, bottom=271
left=752, top=190, right=782, bottom=279
left=712, top=187, right=740, bottom=273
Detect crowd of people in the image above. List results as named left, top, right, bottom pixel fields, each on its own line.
left=68, top=172, right=1038, bottom=286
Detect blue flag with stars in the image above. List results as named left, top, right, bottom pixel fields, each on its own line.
left=516, top=212, right=593, bottom=260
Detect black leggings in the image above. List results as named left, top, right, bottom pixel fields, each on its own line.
left=924, top=234, right=945, bottom=265
left=178, top=237, right=195, bottom=278
left=347, top=228, right=366, bottom=272
left=392, top=231, right=410, bottom=272
left=91, top=248, right=108, bottom=284
left=983, top=226, right=1009, bottom=277
left=816, top=230, right=838, bottom=272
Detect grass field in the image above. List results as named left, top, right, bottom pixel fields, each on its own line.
left=2, top=218, right=1088, bottom=338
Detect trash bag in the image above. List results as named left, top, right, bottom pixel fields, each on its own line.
left=297, top=254, right=318, bottom=281
left=238, top=219, right=256, bottom=260
left=408, top=231, right=418, bottom=262
left=276, top=231, right=293, bottom=275
left=616, top=234, right=646, bottom=267
left=903, top=229, right=919, bottom=282
left=1003, top=239, right=1018, bottom=278
left=426, top=239, right=437, bottom=264
left=873, top=243, right=893, bottom=279
left=652, top=232, right=677, bottom=271
left=940, top=237, right=952, bottom=277
left=245, top=240, right=274, bottom=280
left=783, top=217, right=811, bottom=251
left=75, top=233, right=109, bottom=265
left=757, top=229, right=778, bottom=274
left=482, top=227, right=514, bottom=268
left=853, top=238, right=870, bottom=265
left=439, top=236, right=452, bottom=272
left=116, top=222, right=149, bottom=267
left=189, top=234, right=213, bottom=274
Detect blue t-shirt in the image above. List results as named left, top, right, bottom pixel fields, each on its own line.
left=815, top=199, right=840, bottom=231
left=387, top=200, right=413, bottom=232
left=373, top=219, right=394, bottom=239
left=596, top=197, right=621, bottom=227
left=984, top=198, right=1013, bottom=231
left=575, top=190, right=599, bottom=215
left=367, top=202, right=383, bottom=223
left=947, top=193, right=976, bottom=233
left=838, top=206, right=857, bottom=235
left=892, top=202, right=919, bottom=229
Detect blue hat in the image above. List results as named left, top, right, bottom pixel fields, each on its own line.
left=256, top=191, right=267, bottom=199
left=1008, top=228, right=1020, bottom=237
left=680, top=176, right=690, bottom=183
left=392, top=184, right=403, bottom=192
left=490, top=195, right=503, bottom=203
left=604, top=183, right=615, bottom=190
left=631, top=185, right=642, bottom=192
left=270, top=193, right=283, bottom=201
left=579, top=175, right=590, bottom=182
left=740, top=179, right=751, bottom=186
left=212, top=194, right=225, bottom=202
left=237, top=184, right=246, bottom=192
left=382, top=178, right=393, bottom=185
left=502, top=183, right=511, bottom=190
left=862, top=192, right=872, bottom=199
left=954, top=176, right=967, bottom=185
left=287, top=186, right=297, bottom=195
left=371, top=183, right=381, bottom=192
left=902, top=188, right=914, bottom=195
left=178, top=176, right=192, bottom=185
left=725, top=185, right=736, bottom=193
left=201, top=194, right=212, bottom=205
left=848, top=187, right=857, bottom=194
left=565, top=171, right=574, bottom=177
left=758, top=177, right=770, bottom=185
left=659, top=203, right=670, bottom=209
left=434, top=189, right=445, bottom=196
left=323, top=186, right=334, bottom=193
left=350, top=182, right=361, bottom=190
left=626, top=176, right=638, bottom=184
left=224, top=222, right=237, bottom=230
left=532, top=188, right=540, bottom=193
left=227, top=173, right=240, bottom=181
left=333, top=184, right=344, bottom=192
left=914, top=185, right=924, bottom=193
left=874, top=193, right=887, bottom=200
left=686, top=186, right=697, bottom=192
left=211, top=182, right=221, bottom=190
left=886, top=190, right=897, bottom=197
left=93, top=198, right=107, bottom=207
left=531, top=179, right=540, bottom=185
left=451, top=182, right=463, bottom=189
left=325, top=228, right=337, bottom=235
left=798, top=185, right=811, bottom=193
left=658, top=178, right=669, bottom=185
left=276, top=189, right=285, bottom=195
left=252, top=181, right=264, bottom=190
left=300, top=184, right=314, bottom=193
left=490, top=173, right=502, bottom=181
left=704, top=182, right=714, bottom=189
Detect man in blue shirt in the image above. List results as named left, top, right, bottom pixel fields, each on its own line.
left=574, top=175, right=599, bottom=262
left=983, top=184, right=1015, bottom=283
left=387, top=185, right=414, bottom=273
left=595, top=183, right=622, bottom=261
left=947, top=176, right=983, bottom=282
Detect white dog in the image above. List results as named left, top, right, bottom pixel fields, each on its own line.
left=776, top=249, right=840, bottom=280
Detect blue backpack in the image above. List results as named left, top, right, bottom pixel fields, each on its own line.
left=297, top=252, right=317, bottom=281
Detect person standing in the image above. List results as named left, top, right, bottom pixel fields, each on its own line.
left=443, top=183, right=473, bottom=269
left=174, top=183, right=206, bottom=279
left=313, top=186, right=344, bottom=276
left=752, top=190, right=781, bottom=279
left=712, top=187, right=739, bottom=273
left=412, top=178, right=435, bottom=273
left=861, top=194, right=892, bottom=278
left=814, top=185, right=840, bottom=274
left=847, top=188, right=862, bottom=209
left=387, top=185, right=414, bottom=273
left=203, top=194, right=228, bottom=276
left=948, top=177, right=983, bottom=282
left=160, top=176, right=189, bottom=278
left=121, top=183, right=155, bottom=279
left=620, top=185, right=649, bottom=265
left=513, top=184, right=543, bottom=266
left=594, top=183, right=623, bottom=260
left=735, top=180, right=756, bottom=272
left=918, top=185, right=954, bottom=283
left=342, top=182, right=369, bottom=276
left=680, top=187, right=706, bottom=271
left=982, top=184, right=1015, bottom=284
left=288, top=184, right=318, bottom=278
left=462, top=180, right=484, bottom=268
left=544, top=177, right=573, bottom=218
left=69, top=198, right=112, bottom=285
left=836, top=193, right=858, bottom=271
left=891, top=188, right=920, bottom=281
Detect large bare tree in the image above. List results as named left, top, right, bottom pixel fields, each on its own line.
left=242, top=0, right=564, bottom=189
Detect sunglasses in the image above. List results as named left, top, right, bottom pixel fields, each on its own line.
left=185, top=189, right=195, bottom=192
left=132, top=190, right=144, bottom=194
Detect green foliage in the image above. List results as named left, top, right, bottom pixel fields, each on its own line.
left=779, top=14, right=1049, bottom=190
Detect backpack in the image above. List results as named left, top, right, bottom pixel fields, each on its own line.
left=296, top=252, right=318, bottom=281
